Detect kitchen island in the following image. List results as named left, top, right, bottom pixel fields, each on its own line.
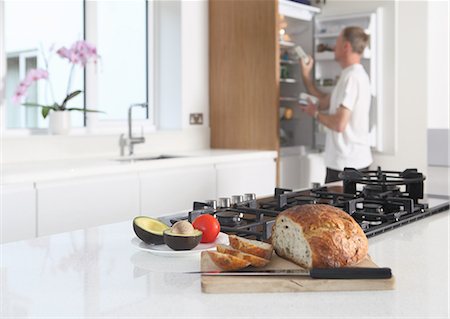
left=1, top=204, right=449, bottom=318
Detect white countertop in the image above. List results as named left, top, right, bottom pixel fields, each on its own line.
left=1, top=149, right=278, bottom=184
left=1, top=205, right=449, bottom=318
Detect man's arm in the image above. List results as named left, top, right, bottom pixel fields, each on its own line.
left=316, top=106, right=351, bottom=133
left=301, top=103, right=351, bottom=133
left=300, top=57, right=330, bottom=111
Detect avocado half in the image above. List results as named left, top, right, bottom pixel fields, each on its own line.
left=163, top=229, right=203, bottom=251
left=133, top=216, right=170, bottom=245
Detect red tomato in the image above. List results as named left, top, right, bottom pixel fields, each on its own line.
left=192, top=214, right=220, bottom=243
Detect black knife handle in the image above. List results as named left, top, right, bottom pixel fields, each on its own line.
left=309, top=267, right=392, bottom=279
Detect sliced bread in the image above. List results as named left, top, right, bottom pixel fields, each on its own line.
left=207, top=251, right=251, bottom=271
left=216, top=244, right=270, bottom=268
left=228, top=235, right=273, bottom=260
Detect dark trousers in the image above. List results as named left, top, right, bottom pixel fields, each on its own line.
left=325, top=166, right=370, bottom=184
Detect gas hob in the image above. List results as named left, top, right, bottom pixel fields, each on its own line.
left=164, top=167, right=449, bottom=240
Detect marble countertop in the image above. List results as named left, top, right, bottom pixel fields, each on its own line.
left=2, top=149, right=278, bottom=184
left=1, top=206, right=449, bottom=318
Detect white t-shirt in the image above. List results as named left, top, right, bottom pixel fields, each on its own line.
left=324, top=63, right=372, bottom=171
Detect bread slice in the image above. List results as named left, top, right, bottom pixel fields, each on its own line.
left=207, top=251, right=251, bottom=271
left=228, top=235, right=273, bottom=260
left=271, top=204, right=368, bottom=269
left=216, top=244, right=270, bottom=268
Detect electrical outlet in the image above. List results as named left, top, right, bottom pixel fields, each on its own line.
left=189, top=113, right=203, bottom=125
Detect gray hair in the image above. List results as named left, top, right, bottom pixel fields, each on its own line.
left=342, top=26, right=369, bottom=54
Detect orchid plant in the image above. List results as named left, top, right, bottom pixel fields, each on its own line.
left=13, top=40, right=103, bottom=119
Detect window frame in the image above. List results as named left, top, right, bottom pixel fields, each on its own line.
left=0, top=0, right=156, bottom=137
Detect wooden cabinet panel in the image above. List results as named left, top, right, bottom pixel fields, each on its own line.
left=209, top=0, right=279, bottom=150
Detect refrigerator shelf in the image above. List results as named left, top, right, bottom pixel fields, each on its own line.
left=280, top=78, right=297, bottom=83
left=280, top=97, right=299, bottom=102
left=279, top=40, right=295, bottom=47
left=280, top=59, right=298, bottom=65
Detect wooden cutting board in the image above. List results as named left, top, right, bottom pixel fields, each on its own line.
left=201, top=251, right=395, bottom=294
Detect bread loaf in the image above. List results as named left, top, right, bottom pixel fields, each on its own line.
left=271, top=204, right=368, bottom=269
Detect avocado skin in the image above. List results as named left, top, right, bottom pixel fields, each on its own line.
left=133, top=217, right=169, bottom=245
left=163, top=230, right=202, bottom=251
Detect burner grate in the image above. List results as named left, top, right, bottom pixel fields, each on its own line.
left=178, top=167, right=448, bottom=240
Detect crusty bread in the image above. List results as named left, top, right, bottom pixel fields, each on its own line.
left=216, top=244, right=270, bottom=268
left=207, top=251, right=251, bottom=271
left=228, top=235, right=273, bottom=260
left=271, top=204, right=368, bottom=269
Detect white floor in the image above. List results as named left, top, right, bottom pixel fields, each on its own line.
left=427, top=166, right=450, bottom=196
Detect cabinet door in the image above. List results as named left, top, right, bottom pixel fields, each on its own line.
left=216, top=158, right=276, bottom=198
left=37, top=173, right=139, bottom=236
left=279, top=154, right=303, bottom=190
left=209, top=0, right=279, bottom=150
left=1, top=183, right=36, bottom=243
left=140, top=165, right=217, bottom=217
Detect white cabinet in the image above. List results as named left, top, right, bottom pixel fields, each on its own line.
left=215, top=158, right=276, bottom=198
left=36, top=173, right=139, bottom=236
left=1, top=183, right=36, bottom=243
left=140, top=165, right=216, bottom=217
left=279, top=152, right=303, bottom=190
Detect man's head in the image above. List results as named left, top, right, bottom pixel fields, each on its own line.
left=334, top=26, right=369, bottom=66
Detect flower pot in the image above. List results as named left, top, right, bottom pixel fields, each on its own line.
left=48, top=111, right=71, bottom=135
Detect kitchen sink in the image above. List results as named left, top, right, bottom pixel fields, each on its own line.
left=114, top=155, right=183, bottom=162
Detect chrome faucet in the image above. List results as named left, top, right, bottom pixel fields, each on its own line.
left=119, top=103, right=149, bottom=156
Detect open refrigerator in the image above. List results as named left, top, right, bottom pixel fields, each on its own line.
left=278, top=0, right=383, bottom=190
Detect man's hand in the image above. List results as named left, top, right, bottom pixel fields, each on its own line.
left=299, top=55, right=314, bottom=80
left=299, top=98, right=318, bottom=118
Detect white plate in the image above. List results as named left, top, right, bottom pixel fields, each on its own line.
left=131, top=232, right=229, bottom=257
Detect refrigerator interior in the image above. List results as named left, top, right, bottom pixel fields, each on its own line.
left=278, top=3, right=382, bottom=190
left=279, top=14, right=315, bottom=149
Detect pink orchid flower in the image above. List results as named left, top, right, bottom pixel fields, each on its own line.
left=12, top=68, right=49, bottom=104
left=57, top=40, right=99, bottom=67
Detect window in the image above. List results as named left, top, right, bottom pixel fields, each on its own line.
left=91, top=0, right=149, bottom=123
left=2, top=0, right=152, bottom=133
left=3, top=0, right=84, bottom=130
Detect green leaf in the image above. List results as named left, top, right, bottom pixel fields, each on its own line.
left=61, top=90, right=83, bottom=108
left=42, top=107, right=51, bottom=119
left=66, top=108, right=105, bottom=113
left=23, top=102, right=50, bottom=108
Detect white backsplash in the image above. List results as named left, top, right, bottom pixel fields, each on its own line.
left=1, top=127, right=210, bottom=164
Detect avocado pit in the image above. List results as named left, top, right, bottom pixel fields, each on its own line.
left=163, top=221, right=202, bottom=250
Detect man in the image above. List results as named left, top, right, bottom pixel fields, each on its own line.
left=299, top=26, right=372, bottom=183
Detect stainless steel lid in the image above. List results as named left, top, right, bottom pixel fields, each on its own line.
left=217, top=197, right=231, bottom=208
left=204, top=200, right=217, bottom=209
left=231, top=195, right=244, bottom=205
left=243, top=193, right=256, bottom=201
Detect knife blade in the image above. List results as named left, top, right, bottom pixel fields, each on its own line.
left=188, top=267, right=392, bottom=279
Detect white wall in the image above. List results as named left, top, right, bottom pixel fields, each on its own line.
left=426, top=0, right=449, bottom=167
left=181, top=0, right=209, bottom=129
left=372, top=1, right=428, bottom=174
left=427, top=1, right=449, bottom=130
left=156, top=0, right=182, bottom=129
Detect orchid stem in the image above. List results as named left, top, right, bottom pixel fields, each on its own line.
left=40, top=43, right=57, bottom=107
left=66, top=64, right=76, bottom=100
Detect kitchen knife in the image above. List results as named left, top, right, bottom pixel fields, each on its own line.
left=189, top=267, right=392, bottom=279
